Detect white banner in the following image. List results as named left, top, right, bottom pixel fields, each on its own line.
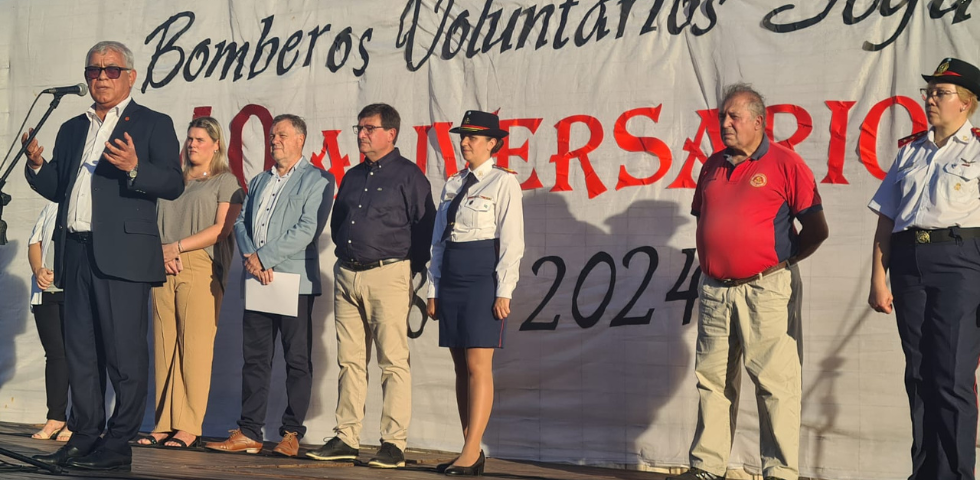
left=0, top=1, right=977, bottom=479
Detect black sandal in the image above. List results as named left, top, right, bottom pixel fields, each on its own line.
left=164, top=436, right=200, bottom=449
left=135, top=433, right=170, bottom=447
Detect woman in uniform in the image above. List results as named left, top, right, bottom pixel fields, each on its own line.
left=138, top=116, right=244, bottom=448
left=426, top=110, right=525, bottom=476
left=868, top=58, right=980, bottom=480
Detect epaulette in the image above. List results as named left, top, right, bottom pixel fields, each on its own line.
left=973, top=127, right=980, bottom=140
left=493, top=165, right=517, bottom=174
left=898, top=130, right=927, bottom=148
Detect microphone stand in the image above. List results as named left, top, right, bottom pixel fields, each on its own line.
left=0, top=93, right=64, bottom=246
left=0, top=92, right=68, bottom=470
left=0, top=93, right=70, bottom=473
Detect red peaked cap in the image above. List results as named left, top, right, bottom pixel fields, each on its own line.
left=922, top=57, right=980, bottom=98
left=449, top=110, right=509, bottom=139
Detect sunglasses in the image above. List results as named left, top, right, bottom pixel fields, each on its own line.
left=84, top=66, right=131, bottom=80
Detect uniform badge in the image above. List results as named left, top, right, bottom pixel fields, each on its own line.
left=750, top=173, right=768, bottom=187
left=898, top=131, right=927, bottom=148
left=936, top=60, right=950, bottom=75
left=955, top=183, right=962, bottom=191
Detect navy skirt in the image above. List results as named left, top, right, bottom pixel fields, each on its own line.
left=437, top=239, right=505, bottom=348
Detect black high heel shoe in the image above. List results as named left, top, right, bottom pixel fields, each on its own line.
left=444, top=450, right=485, bottom=476
left=435, top=459, right=456, bottom=474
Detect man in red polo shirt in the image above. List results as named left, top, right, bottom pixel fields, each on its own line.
left=669, top=84, right=829, bottom=480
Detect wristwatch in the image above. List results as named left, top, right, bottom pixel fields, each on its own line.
left=128, top=165, right=138, bottom=180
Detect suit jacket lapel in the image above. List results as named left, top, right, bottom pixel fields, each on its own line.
left=109, top=101, right=141, bottom=142
left=279, top=158, right=309, bottom=198
left=91, top=100, right=142, bottom=178
left=58, top=113, right=96, bottom=204
left=264, top=159, right=308, bottom=236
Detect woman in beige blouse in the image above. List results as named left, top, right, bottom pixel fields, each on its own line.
left=138, top=116, right=243, bottom=448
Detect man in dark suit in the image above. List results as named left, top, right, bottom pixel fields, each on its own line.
left=22, top=40, right=184, bottom=472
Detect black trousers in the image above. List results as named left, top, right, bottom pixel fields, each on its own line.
left=32, top=291, right=68, bottom=422
left=891, top=237, right=980, bottom=480
left=63, top=235, right=150, bottom=456
left=238, top=295, right=314, bottom=441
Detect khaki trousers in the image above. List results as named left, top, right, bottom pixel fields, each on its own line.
left=690, top=266, right=803, bottom=480
left=150, top=249, right=222, bottom=436
left=333, top=260, right=412, bottom=450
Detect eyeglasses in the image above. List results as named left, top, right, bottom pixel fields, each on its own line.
left=84, top=66, right=131, bottom=80
left=352, top=125, right=385, bottom=135
left=920, top=88, right=958, bottom=101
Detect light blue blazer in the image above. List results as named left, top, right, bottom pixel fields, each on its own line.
left=234, top=158, right=334, bottom=295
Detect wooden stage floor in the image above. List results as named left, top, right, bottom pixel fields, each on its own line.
left=0, top=422, right=668, bottom=480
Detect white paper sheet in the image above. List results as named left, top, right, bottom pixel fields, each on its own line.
left=244, top=272, right=300, bottom=317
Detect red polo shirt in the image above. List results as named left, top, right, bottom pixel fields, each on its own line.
left=692, top=136, right=822, bottom=280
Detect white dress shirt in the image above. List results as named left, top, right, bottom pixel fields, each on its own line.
left=869, top=121, right=980, bottom=232
left=428, top=159, right=525, bottom=299
left=43, top=96, right=133, bottom=233
left=252, top=158, right=300, bottom=248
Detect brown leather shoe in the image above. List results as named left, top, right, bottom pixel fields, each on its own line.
left=273, top=431, right=299, bottom=457
left=204, top=429, right=262, bottom=454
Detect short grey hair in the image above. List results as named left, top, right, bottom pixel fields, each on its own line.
left=86, top=41, right=134, bottom=69
left=720, top=82, right=767, bottom=127
left=272, top=114, right=308, bottom=145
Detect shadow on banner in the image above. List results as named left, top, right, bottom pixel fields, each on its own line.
left=485, top=192, right=695, bottom=466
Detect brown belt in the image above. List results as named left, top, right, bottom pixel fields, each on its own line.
left=717, top=260, right=790, bottom=287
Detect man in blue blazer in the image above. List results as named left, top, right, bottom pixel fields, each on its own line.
left=23, top=41, right=184, bottom=471
left=205, top=114, right=334, bottom=457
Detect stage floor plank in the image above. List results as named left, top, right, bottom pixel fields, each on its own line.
left=0, top=422, right=667, bottom=480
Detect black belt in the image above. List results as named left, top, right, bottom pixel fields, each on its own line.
left=892, top=227, right=980, bottom=246
left=339, top=258, right=405, bottom=272
left=717, top=261, right=790, bottom=287
left=67, top=231, right=92, bottom=244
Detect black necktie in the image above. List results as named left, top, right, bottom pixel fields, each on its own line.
left=441, top=172, right=478, bottom=242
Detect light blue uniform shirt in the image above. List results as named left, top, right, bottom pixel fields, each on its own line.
left=869, top=121, right=980, bottom=232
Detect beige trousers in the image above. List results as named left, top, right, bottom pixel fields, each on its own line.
left=690, top=266, right=803, bottom=480
left=150, top=249, right=222, bottom=436
left=333, top=260, right=413, bottom=450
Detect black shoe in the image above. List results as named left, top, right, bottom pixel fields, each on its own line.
left=66, top=448, right=132, bottom=472
left=435, top=458, right=458, bottom=473
left=445, top=450, right=485, bottom=476
left=305, top=436, right=358, bottom=461
left=32, top=445, right=86, bottom=467
left=367, top=442, right=405, bottom=468
left=666, top=467, right=725, bottom=480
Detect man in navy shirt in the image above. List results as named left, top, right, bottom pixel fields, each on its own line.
left=307, top=103, right=434, bottom=468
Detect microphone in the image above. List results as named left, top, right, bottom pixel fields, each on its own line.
left=41, top=83, right=88, bottom=96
